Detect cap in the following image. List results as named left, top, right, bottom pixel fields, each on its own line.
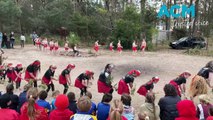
left=152, top=76, right=160, bottom=81
left=16, top=64, right=22, bottom=68
left=128, top=69, right=141, bottom=77
left=32, top=60, right=40, bottom=66
left=7, top=63, right=13, bottom=67
left=85, top=70, right=94, bottom=76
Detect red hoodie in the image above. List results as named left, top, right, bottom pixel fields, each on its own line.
left=20, top=103, right=48, bottom=120
left=0, top=108, right=20, bottom=120
left=207, top=116, right=213, bottom=120
left=175, top=100, right=198, bottom=120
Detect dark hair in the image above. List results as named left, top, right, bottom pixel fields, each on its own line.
left=209, top=107, right=213, bottom=116
left=206, top=61, right=213, bottom=70
left=39, top=90, right=47, bottom=100
left=164, top=84, right=178, bottom=96
left=105, top=64, right=111, bottom=71
left=102, top=93, right=113, bottom=103
left=145, top=92, right=157, bottom=120
left=6, top=83, right=14, bottom=93
left=67, top=92, right=75, bottom=102
left=85, top=91, right=92, bottom=99
left=0, top=95, right=11, bottom=108
left=121, top=93, right=131, bottom=106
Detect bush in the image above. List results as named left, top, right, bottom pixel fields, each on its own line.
left=171, top=28, right=188, bottom=40
left=67, top=32, right=80, bottom=47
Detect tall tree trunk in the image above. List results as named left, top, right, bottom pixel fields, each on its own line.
left=192, top=0, right=200, bottom=36
left=140, top=0, right=146, bottom=32
left=188, top=0, right=193, bottom=36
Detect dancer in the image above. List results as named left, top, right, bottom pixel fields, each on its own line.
left=117, top=40, right=123, bottom=54
left=141, top=39, right=146, bottom=54
left=109, top=42, right=114, bottom=52
left=132, top=40, right=138, bottom=54
left=72, top=44, right=80, bottom=57
left=137, top=76, right=160, bottom=96
left=189, top=75, right=208, bottom=98
left=117, top=75, right=134, bottom=95
left=74, top=70, right=94, bottom=96
left=49, top=39, right=54, bottom=53
left=5, top=63, right=14, bottom=83
left=197, top=60, right=213, bottom=88
left=59, top=64, right=75, bottom=94
left=94, top=40, right=100, bottom=55
left=42, top=38, right=48, bottom=51
left=54, top=40, right=59, bottom=53
left=127, top=69, right=141, bottom=78
left=13, top=64, right=23, bottom=90
left=169, top=72, right=191, bottom=97
left=24, top=60, right=41, bottom=87
left=64, top=40, right=69, bottom=55
left=35, top=38, right=42, bottom=50
left=42, top=65, right=57, bottom=93
left=97, top=64, right=115, bottom=94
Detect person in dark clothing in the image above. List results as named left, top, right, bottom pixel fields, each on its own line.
left=24, top=60, right=41, bottom=87
left=0, top=83, right=19, bottom=111
left=67, top=92, right=77, bottom=114
left=17, top=84, right=31, bottom=113
left=169, top=72, right=191, bottom=97
left=74, top=70, right=94, bottom=96
left=42, top=65, right=57, bottom=93
left=59, top=64, right=75, bottom=94
left=97, top=64, right=115, bottom=94
left=2, top=32, right=8, bottom=48
left=158, top=84, right=181, bottom=120
left=10, top=32, right=15, bottom=49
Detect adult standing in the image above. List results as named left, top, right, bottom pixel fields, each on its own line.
left=25, top=60, right=41, bottom=87
left=32, top=31, right=38, bottom=45
left=3, top=32, right=9, bottom=49
left=20, top=33, right=26, bottom=48
left=10, top=32, right=15, bottom=49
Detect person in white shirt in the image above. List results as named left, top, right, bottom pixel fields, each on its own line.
left=20, top=33, right=26, bottom=48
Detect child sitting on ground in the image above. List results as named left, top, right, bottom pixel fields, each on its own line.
left=207, top=107, right=213, bottom=120
left=121, top=93, right=135, bottom=120
left=70, top=96, right=97, bottom=120
left=67, top=92, right=77, bottom=114
left=97, top=93, right=113, bottom=120
left=85, top=91, right=97, bottom=116
left=36, top=90, right=51, bottom=112
left=51, top=90, right=60, bottom=110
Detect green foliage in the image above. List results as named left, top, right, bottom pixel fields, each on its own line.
left=67, top=32, right=80, bottom=46
left=171, top=28, right=188, bottom=40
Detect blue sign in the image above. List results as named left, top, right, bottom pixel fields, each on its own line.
left=157, top=4, right=195, bottom=18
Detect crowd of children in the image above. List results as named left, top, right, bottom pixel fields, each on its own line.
left=0, top=60, right=213, bottom=120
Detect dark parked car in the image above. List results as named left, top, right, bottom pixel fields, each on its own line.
left=170, top=37, right=206, bottom=49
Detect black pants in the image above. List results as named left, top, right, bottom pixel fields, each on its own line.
left=109, top=87, right=114, bottom=94
left=46, top=83, right=55, bottom=92
left=10, top=39, right=15, bottom=48
left=6, top=41, right=10, bottom=49
left=74, top=50, right=79, bottom=56
left=63, top=84, right=68, bottom=94
left=33, top=81, right=37, bottom=87
left=33, top=39, right=35, bottom=45
left=80, top=87, right=87, bottom=96
left=16, top=81, right=21, bottom=89
left=20, top=40, right=24, bottom=48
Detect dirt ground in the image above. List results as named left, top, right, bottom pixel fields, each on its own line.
left=1, top=45, right=213, bottom=116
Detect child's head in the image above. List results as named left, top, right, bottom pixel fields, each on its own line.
left=199, top=94, right=211, bottom=104
left=145, top=92, right=155, bottom=103
left=152, top=76, right=160, bottom=84
left=52, top=90, right=60, bottom=98
left=67, top=92, right=75, bottom=102
left=121, top=93, right=131, bottom=106
left=6, top=83, right=14, bottom=93
left=27, top=88, right=39, bottom=120
left=39, top=90, right=47, bottom=100
left=101, top=93, right=113, bottom=103
left=180, top=71, right=191, bottom=78
left=109, top=99, right=124, bottom=120
left=77, top=96, right=92, bottom=112
left=85, top=91, right=92, bottom=99
left=55, top=94, right=69, bottom=110
left=209, top=107, right=213, bottom=116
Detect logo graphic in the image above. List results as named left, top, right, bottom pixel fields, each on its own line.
left=157, top=4, right=195, bottom=18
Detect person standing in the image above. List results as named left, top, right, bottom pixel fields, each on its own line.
left=3, top=33, right=10, bottom=49
left=59, top=64, right=75, bottom=94
left=117, top=40, right=123, bottom=54
left=10, top=32, right=15, bottom=49
left=20, top=33, right=26, bottom=48
left=24, top=60, right=41, bottom=87
left=32, top=31, right=38, bottom=45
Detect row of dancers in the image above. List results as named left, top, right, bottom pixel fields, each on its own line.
left=33, top=37, right=147, bottom=55
left=2, top=60, right=213, bottom=99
